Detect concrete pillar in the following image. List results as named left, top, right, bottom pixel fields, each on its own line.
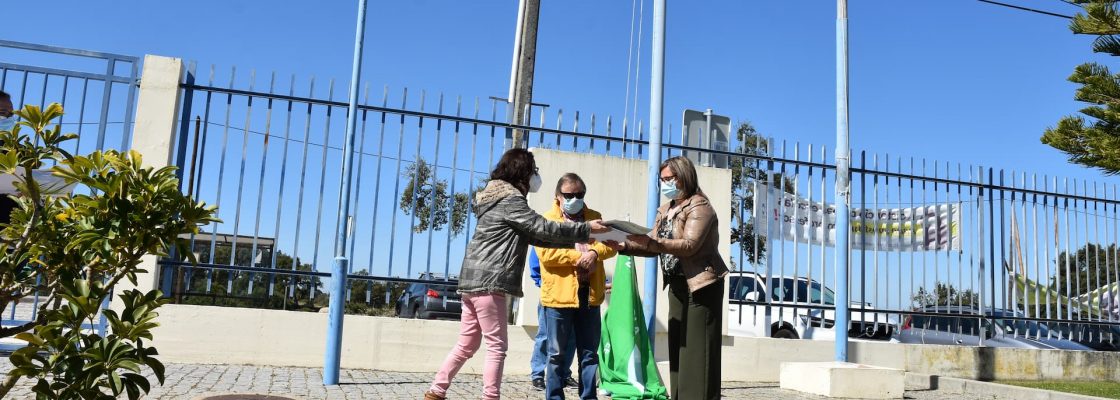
left=113, top=55, right=184, bottom=310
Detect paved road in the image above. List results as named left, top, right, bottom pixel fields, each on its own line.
left=0, top=361, right=1008, bottom=399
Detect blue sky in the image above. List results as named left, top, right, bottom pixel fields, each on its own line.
left=3, top=0, right=1115, bottom=306
left=3, top=0, right=1108, bottom=179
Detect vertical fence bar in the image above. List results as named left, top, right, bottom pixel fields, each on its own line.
left=247, top=72, right=277, bottom=296
left=365, top=87, right=391, bottom=281
left=207, top=67, right=236, bottom=294
left=777, top=140, right=788, bottom=328
left=424, top=94, right=446, bottom=280
left=405, top=90, right=427, bottom=279
left=444, top=96, right=463, bottom=280
left=310, top=81, right=336, bottom=285
left=806, top=144, right=815, bottom=315
left=289, top=78, right=316, bottom=300
left=347, top=84, right=371, bottom=279
left=228, top=70, right=256, bottom=294
left=267, top=75, right=297, bottom=297
left=94, top=59, right=115, bottom=150
left=387, top=89, right=409, bottom=278
left=979, top=166, right=988, bottom=344
left=1031, top=174, right=1040, bottom=325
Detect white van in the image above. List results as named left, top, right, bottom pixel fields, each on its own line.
left=727, top=271, right=898, bottom=341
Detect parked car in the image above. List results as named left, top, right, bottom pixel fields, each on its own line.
left=395, top=273, right=461, bottom=320
left=895, top=306, right=1092, bottom=351
left=1044, top=322, right=1120, bottom=351
left=727, top=271, right=898, bottom=341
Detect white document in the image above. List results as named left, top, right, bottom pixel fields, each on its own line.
left=0, top=170, right=76, bottom=196
left=590, top=228, right=632, bottom=243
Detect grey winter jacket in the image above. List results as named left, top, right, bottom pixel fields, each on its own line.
left=457, top=180, right=590, bottom=297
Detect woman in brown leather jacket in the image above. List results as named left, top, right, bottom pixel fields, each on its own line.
left=605, top=156, right=729, bottom=400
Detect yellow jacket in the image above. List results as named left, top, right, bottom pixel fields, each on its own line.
left=536, top=202, right=617, bottom=308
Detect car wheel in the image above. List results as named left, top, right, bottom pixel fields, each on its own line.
left=773, top=327, right=799, bottom=339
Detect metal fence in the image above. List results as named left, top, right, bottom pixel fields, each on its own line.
left=0, top=40, right=139, bottom=339
left=159, top=65, right=1120, bottom=350
left=735, top=142, right=1120, bottom=349
left=159, top=64, right=654, bottom=316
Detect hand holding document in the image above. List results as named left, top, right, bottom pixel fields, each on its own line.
left=590, top=220, right=651, bottom=243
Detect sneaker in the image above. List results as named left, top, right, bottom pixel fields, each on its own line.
left=565, top=377, right=579, bottom=388
left=532, top=378, right=546, bottom=391
left=423, top=390, right=446, bottom=400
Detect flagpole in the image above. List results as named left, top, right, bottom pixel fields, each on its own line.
left=833, top=0, right=851, bottom=363
left=324, top=0, right=368, bottom=385
left=643, top=0, right=667, bottom=346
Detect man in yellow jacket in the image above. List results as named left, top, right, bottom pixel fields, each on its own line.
left=536, top=173, right=617, bottom=400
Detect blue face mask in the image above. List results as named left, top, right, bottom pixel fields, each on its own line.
left=561, top=197, right=584, bottom=215
left=0, top=116, right=16, bottom=132
left=661, top=180, right=682, bottom=200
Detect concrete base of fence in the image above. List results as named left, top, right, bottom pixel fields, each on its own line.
left=906, top=373, right=1107, bottom=400
left=779, top=361, right=904, bottom=398
left=151, top=304, right=1120, bottom=383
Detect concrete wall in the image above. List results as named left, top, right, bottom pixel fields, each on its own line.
left=116, top=54, right=184, bottom=311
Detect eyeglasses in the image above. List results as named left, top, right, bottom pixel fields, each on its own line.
left=533, top=167, right=540, bottom=176
left=659, top=175, right=676, bottom=183
left=559, top=191, right=586, bottom=200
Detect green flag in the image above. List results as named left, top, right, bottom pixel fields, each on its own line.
left=599, top=255, right=668, bottom=399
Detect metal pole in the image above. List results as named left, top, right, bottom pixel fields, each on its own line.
left=507, top=0, right=527, bottom=105
left=833, top=0, right=851, bottom=363
left=644, top=0, right=667, bottom=347
left=324, top=0, right=367, bottom=385
left=507, top=0, right=540, bottom=149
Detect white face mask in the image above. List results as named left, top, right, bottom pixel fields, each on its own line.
left=561, top=197, right=584, bottom=215
left=528, top=174, right=543, bottom=193
left=661, top=179, right=682, bottom=199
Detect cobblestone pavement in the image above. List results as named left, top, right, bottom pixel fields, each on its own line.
left=0, top=361, right=1008, bottom=399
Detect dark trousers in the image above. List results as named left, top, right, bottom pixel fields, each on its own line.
left=667, top=276, right=723, bottom=400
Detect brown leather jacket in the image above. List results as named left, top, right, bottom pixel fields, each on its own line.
left=623, top=193, right=729, bottom=293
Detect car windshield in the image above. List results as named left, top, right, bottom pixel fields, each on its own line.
left=767, top=278, right=835, bottom=305
left=992, top=316, right=1050, bottom=336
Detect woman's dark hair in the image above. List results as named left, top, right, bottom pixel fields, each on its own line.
left=491, top=148, right=537, bottom=194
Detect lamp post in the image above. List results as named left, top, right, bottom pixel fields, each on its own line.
left=324, top=0, right=368, bottom=385
left=833, top=0, right=851, bottom=363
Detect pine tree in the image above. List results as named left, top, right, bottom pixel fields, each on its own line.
left=1042, top=1, right=1120, bottom=174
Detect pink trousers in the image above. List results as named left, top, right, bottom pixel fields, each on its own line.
left=428, top=292, right=508, bottom=400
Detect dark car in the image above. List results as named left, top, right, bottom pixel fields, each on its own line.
left=1045, top=322, right=1120, bottom=351
left=896, top=306, right=1091, bottom=351
left=395, top=273, right=461, bottom=320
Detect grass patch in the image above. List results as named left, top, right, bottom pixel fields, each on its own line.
left=998, top=380, right=1120, bottom=399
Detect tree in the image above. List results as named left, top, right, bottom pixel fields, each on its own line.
left=729, top=121, right=796, bottom=265
left=912, top=281, right=980, bottom=309
left=399, top=158, right=472, bottom=236
left=0, top=104, right=217, bottom=398
left=1049, top=243, right=1119, bottom=298
left=1042, top=1, right=1120, bottom=174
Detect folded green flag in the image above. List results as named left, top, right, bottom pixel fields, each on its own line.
left=598, top=255, right=668, bottom=399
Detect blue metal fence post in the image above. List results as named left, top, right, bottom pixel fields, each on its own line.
left=833, top=0, right=851, bottom=363
left=643, top=0, right=667, bottom=346
left=324, top=0, right=368, bottom=385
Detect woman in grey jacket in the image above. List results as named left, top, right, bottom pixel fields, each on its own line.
left=425, top=149, right=608, bottom=400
